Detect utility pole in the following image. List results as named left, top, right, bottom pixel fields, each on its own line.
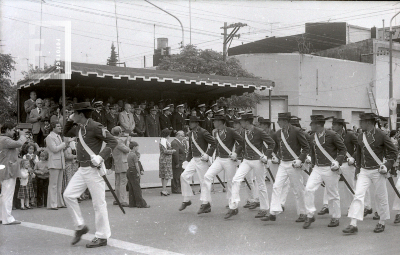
left=221, top=22, right=247, bottom=61
left=389, top=11, right=400, bottom=131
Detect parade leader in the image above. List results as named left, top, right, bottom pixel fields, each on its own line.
left=63, top=102, right=118, bottom=248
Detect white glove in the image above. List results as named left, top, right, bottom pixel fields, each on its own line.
left=201, top=154, right=209, bottom=162
left=260, top=155, right=268, bottom=164
left=347, top=157, right=355, bottom=165
left=0, top=165, right=5, bottom=170
left=182, top=161, right=189, bottom=169
left=330, top=160, right=340, bottom=171
left=90, top=155, right=104, bottom=167
left=229, top=152, right=237, bottom=161
left=379, top=164, right=388, bottom=175
left=292, top=159, right=302, bottom=168
left=271, top=156, right=279, bottom=164
left=305, top=155, right=312, bottom=164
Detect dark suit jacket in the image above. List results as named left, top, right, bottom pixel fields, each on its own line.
left=145, top=114, right=161, bottom=137
left=186, top=126, right=216, bottom=161
left=356, top=128, right=398, bottom=170
left=92, top=110, right=107, bottom=127
left=310, top=129, right=347, bottom=167
left=172, top=112, right=186, bottom=131
left=171, top=139, right=186, bottom=167
left=204, top=117, right=214, bottom=134
left=340, top=131, right=358, bottom=159
left=160, top=114, right=172, bottom=131
left=272, top=124, right=310, bottom=163
left=212, top=127, right=244, bottom=158
left=133, top=114, right=146, bottom=135
left=242, top=127, right=275, bottom=160
left=105, top=112, right=118, bottom=132
left=24, top=99, right=36, bottom=122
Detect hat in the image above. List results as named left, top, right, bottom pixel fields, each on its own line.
left=198, top=104, right=206, bottom=108
left=233, top=118, right=241, bottom=123
left=140, top=101, right=147, bottom=105
left=185, top=116, right=204, bottom=122
left=359, top=113, right=378, bottom=121
left=239, top=113, right=254, bottom=120
left=227, top=108, right=233, bottom=111
left=258, top=117, right=271, bottom=124
left=73, top=102, right=93, bottom=111
left=278, top=112, right=292, bottom=120
left=310, top=115, right=327, bottom=125
left=237, top=110, right=246, bottom=115
left=162, top=106, right=170, bottom=111
left=176, top=104, right=184, bottom=108
left=332, top=118, right=349, bottom=125
left=93, top=101, right=103, bottom=108
left=214, top=109, right=224, bottom=114
left=290, top=116, right=301, bottom=126
left=168, top=104, right=174, bottom=107
left=134, top=107, right=142, bottom=111
left=205, top=109, right=213, bottom=114
left=211, top=103, right=218, bottom=108
left=211, top=114, right=227, bottom=121
left=150, top=106, right=158, bottom=111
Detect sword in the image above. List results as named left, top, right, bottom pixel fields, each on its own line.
left=266, top=166, right=275, bottom=183
left=388, top=176, right=400, bottom=199
left=101, top=173, right=126, bottom=214
left=339, top=173, right=354, bottom=195
left=302, top=166, right=325, bottom=188
left=216, top=175, right=226, bottom=189
left=244, top=177, right=251, bottom=190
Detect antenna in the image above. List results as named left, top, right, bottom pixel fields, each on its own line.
left=114, top=0, right=120, bottom=62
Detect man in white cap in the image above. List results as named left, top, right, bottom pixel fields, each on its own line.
left=172, top=104, right=186, bottom=134
left=160, top=106, right=172, bottom=131
left=203, top=109, right=214, bottom=134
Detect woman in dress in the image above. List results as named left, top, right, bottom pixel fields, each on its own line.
left=159, top=128, right=175, bottom=196
left=62, top=137, right=78, bottom=194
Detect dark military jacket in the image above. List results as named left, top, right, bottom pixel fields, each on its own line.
left=186, top=126, right=216, bottom=161
left=310, top=129, right=347, bottom=167
left=272, top=125, right=310, bottom=163
left=212, top=127, right=244, bottom=158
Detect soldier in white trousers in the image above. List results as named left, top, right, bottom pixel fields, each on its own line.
left=63, top=102, right=118, bottom=248
left=303, top=115, right=347, bottom=229
left=198, top=114, right=244, bottom=215
left=225, top=113, right=275, bottom=219
left=179, top=116, right=216, bottom=211
left=343, top=113, right=398, bottom=234
left=261, top=113, right=310, bottom=223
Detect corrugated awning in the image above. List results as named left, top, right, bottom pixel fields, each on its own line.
left=17, top=62, right=274, bottom=89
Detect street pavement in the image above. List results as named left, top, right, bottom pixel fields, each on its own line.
left=1, top=178, right=400, bottom=255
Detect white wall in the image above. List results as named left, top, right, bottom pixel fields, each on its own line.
left=347, top=25, right=371, bottom=44
left=255, top=98, right=287, bottom=123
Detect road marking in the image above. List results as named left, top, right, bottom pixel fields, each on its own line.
left=21, top=222, right=184, bottom=255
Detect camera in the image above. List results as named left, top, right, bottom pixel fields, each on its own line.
left=13, top=123, right=33, bottom=140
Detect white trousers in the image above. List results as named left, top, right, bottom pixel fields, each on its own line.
left=48, top=169, right=65, bottom=208
left=0, top=178, right=16, bottom=224
left=348, top=168, right=389, bottom=221
left=392, top=177, right=400, bottom=212
left=181, top=157, right=209, bottom=201
left=201, top=157, right=237, bottom=203
left=268, top=162, right=291, bottom=206
left=230, top=159, right=269, bottom=210
left=305, top=165, right=341, bottom=218
left=271, top=161, right=306, bottom=215
left=322, top=162, right=355, bottom=209
left=244, top=166, right=259, bottom=203
left=63, top=166, right=111, bottom=239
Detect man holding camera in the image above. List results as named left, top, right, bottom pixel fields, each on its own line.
left=0, top=122, right=27, bottom=225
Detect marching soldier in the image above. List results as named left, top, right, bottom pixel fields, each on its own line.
left=303, top=115, right=347, bottom=229
left=198, top=114, right=244, bottom=215
left=63, top=102, right=118, bottom=248
left=261, top=112, right=310, bottom=223
left=318, top=118, right=358, bottom=215
left=178, top=116, right=216, bottom=211
left=225, top=113, right=275, bottom=219
left=343, top=113, right=398, bottom=234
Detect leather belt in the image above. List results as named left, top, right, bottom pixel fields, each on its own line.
left=78, top=160, right=97, bottom=168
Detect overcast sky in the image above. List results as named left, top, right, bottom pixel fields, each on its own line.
left=1, top=0, right=400, bottom=83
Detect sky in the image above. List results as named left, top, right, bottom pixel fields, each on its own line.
left=1, top=0, right=400, bottom=83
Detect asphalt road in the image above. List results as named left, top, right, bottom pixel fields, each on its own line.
left=1, top=179, right=400, bottom=255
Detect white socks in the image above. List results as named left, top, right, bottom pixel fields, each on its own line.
left=379, top=220, right=385, bottom=225
left=350, top=218, right=357, bottom=227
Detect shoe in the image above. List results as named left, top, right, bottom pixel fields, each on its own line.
left=342, top=225, right=358, bottom=234
left=373, top=223, right=385, bottom=233
left=161, top=191, right=169, bottom=196
left=243, top=201, right=252, bottom=208
left=248, top=202, right=260, bottom=210
left=4, top=220, right=21, bottom=225
left=137, top=205, right=150, bottom=208
left=71, top=225, right=89, bottom=245
left=364, top=208, right=373, bottom=217
left=261, top=214, right=276, bottom=221
left=48, top=208, right=58, bottom=210
left=26, top=206, right=32, bottom=209
left=224, top=208, right=238, bottom=219
left=20, top=207, right=27, bottom=210
left=281, top=205, right=285, bottom=212
left=255, top=210, right=268, bottom=218
left=303, top=216, right=315, bottom=229
left=86, top=237, right=107, bottom=248
left=317, top=206, right=329, bottom=215
left=178, top=201, right=192, bottom=211
left=295, top=214, right=307, bottom=222
left=172, top=191, right=182, bottom=194
left=373, top=212, right=380, bottom=220
left=328, top=218, right=340, bottom=227
left=394, top=214, right=400, bottom=224
left=57, top=206, right=67, bottom=208
left=197, top=203, right=211, bottom=214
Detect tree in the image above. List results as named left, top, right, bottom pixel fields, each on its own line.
left=20, top=63, right=51, bottom=81
left=157, top=45, right=255, bottom=78
left=0, top=53, right=17, bottom=123
left=217, top=92, right=262, bottom=111
left=107, top=42, right=118, bottom=66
